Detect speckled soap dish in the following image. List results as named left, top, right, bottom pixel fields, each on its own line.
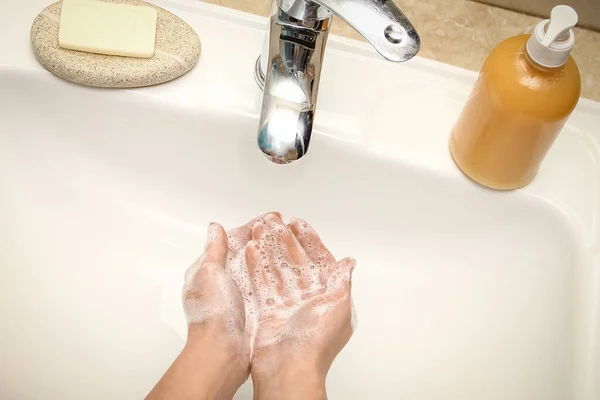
left=30, top=0, right=201, bottom=88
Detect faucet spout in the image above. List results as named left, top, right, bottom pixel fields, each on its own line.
left=255, top=0, right=420, bottom=163
left=256, top=6, right=331, bottom=163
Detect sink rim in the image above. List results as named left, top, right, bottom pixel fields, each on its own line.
left=0, top=0, right=599, bottom=398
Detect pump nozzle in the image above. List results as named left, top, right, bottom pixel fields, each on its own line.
left=541, top=5, right=578, bottom=47
left=526, top=4, right=578, bottom=68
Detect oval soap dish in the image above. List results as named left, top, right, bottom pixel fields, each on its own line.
left=30, top=0, right=201, bottom=88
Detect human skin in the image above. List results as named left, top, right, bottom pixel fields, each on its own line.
left=246, top=214, right=355, bottom=400
left=146, top=222, right=249, bottom=400
left=147, top=213, right=356, bottom=400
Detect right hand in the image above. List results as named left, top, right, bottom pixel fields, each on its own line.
left=244, top=214, right=356, bottom=392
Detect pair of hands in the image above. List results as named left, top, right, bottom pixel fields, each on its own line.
left=148, top=213, right=356, bottom=400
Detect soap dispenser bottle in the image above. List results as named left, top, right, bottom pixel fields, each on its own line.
left=449, top=5, right=581, bottom=190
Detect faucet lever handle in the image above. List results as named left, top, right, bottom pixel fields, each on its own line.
left=310, top=0, right=420, bottom=61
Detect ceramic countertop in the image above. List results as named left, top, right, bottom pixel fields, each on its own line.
left=202, top=0, right=600, bottom=101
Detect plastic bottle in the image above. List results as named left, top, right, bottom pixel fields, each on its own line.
left=449, top=5, right=581, bottom=190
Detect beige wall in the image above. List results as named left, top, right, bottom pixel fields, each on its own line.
left=474, top=0, right=600, bottom=31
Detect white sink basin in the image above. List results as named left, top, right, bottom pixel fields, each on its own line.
left=1, top=0, right=599, bottom=399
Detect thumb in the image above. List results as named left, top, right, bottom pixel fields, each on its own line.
left=203, top=222, right=228, bottom=267
left=326, top=257, right=356, bottom=292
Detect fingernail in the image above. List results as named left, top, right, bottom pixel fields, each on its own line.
left=206, top=223, right=218, bottom=246
left=343, top=257, right=356, bottom=280
left=266, top=213, right=281, bottom=223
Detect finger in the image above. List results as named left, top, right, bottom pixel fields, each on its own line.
left=246, top=242, right=287, bottom=313
left=185, top=223, right=228, bottom=283
left=226, top=212, right=283, bottom=256
left=249, top=212, right=284, bottom=242
left=253, top=215, right=292, bottom=259
left=326, top=257, right=356, bottom=293
left=251, top=221, right=267, bottom=240
left=264, top=216, right=313, bottom=290
left=203, top=223, right=228, bottom=266
left=265, top=216, right=311, bottom=267
left=227, top=226, right=252, bottom=258
left=270, top=258, right=286, bottom=296
left=289, top=217, right=336, bottom=266
left=253, top=216, right=302, bottom=294
left=257, top=231, right=286, bottom=296
left=245, top=240, right=271, bottom=301
left=245, top=241, right=263, bottom=281
left=289, top=217, right=334, bottom=287
left=245, top=212, right=282, bottom=230
left=258, top=213, right=286, bottom=239
left=284, top=240, right=314, bottom=290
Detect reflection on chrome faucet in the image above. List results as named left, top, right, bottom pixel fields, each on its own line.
left=255, top=0, right=420, bottom=164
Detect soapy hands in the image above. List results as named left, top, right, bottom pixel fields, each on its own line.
left=148, top=213, right=356, bottom=400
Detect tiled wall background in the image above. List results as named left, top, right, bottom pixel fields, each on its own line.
left=474, top=0, right=599, bottom=31
left=202, top=0, right=600, bottom=100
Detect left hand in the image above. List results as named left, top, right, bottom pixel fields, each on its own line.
left=181, top=222, right=250, bottom=395
left=148, top=222, right=253, bottom=400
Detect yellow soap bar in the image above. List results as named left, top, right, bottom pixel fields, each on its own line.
left=58, top=0, right=157, bottom=59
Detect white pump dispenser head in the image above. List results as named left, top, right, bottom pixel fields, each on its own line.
left=526, top=5, right=578, bottom=68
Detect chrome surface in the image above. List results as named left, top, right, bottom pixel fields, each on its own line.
left=257, top=0, right=420, bottom=163
left=254, top=57, right=266, bottom=90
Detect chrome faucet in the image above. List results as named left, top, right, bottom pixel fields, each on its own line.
left=255, top=0, right=420, bottom=163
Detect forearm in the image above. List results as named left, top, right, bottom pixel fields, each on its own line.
left=252, top=363, right=327, bottom=400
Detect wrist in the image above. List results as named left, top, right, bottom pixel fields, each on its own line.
left=182, top=323, right=250, bottom=398
left=251, top=354, right=327, bottom=400
left=146, top=325, right=249, bottom=400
